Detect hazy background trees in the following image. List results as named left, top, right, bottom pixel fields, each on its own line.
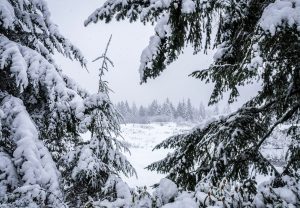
left=115, top=99, right=231, bottom=124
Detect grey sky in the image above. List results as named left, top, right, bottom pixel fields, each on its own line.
left=47, top=0, right=260, bottom=109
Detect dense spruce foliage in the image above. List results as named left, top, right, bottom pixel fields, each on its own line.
left=0, top=1, right=134, bottom=207
left=87, top=0, right=300, bottom=206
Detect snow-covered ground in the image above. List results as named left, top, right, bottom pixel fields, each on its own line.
left=118, top=122, right=193, bottom=189
left=119, top=122, right=289, bottom=190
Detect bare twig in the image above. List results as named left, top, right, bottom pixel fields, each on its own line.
left=93, top=34, right=114, bottom=94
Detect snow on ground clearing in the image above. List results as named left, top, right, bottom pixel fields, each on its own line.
left=118, top=122, right=289, bottom=190
left=118, top=122, right=193, bottom=189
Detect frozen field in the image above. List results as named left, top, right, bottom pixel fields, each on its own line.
left=119, top=122, right=193, bottom=188
left=119, top=122, right=289, bottom=189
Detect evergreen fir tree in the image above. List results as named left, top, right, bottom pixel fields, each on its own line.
left=125, top=101, right=131, bottom=115
left=148, top=100, right=160, bottom=117
left=86, top=0, right=300, bottom=206
left=138, top=105, right=146, bottom=117
left=117, top=101, right=127, bottom=123
left=138, top=105, right=148, bottom=123
left=123, top=101, right=133, bottom=122
left=0, top=2, right=134, bottom=207
left=61, top=35, right=135, bottom=207
left=176, top=101, right=187, bottom=121
left=161, top=98, right=174, bottom=120
left=131, top=102, right=138, bottom=123
left=169, top=101, right=176, bottom=120
left=186, top=98, right=194, bottom=121
left=132, top=103, right=138, bottom=117
left=199, top=102, right=206, bottom=120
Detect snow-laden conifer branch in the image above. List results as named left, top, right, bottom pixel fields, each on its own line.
left=85, top=0, right=215, bottom=83
left=0, top=1, right=135, bottom=206
left=0, top=93, right=64, bottom=207
left=0, top=0, right=86, bottom=67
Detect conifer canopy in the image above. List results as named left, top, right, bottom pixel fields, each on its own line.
left=86, top=0, right=300, bottom=206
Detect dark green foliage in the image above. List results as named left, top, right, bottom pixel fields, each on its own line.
left=147, top=103, right=277, bottom=190
left=88, top=0, right=300, bottom=205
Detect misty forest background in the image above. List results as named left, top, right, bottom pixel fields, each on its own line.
left=115, top=99, right=231, bottom=124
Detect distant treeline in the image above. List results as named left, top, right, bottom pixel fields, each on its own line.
left=115, top=99, right=231, bottom=124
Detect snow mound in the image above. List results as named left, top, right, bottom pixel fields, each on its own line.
left=153, top=178, right=178, bottom=205
left=260, top=0, right=300, bottom=35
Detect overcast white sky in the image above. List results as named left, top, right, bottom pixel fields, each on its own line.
left=47, top=0, right=259, bottom=109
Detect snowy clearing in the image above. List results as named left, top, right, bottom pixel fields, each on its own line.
left=119, top=122, right=193, bottom=188
left=119, top=122, right=289, bottom=189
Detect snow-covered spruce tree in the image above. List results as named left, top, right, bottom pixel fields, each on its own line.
left=63, top=36, right=136, bottom=207
left=86, top=0, right=300, bottom=206
left=0, top=1, right=134, bottom=207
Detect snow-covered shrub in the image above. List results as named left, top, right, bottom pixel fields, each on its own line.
left=132, top=186, right=153, bottom=208
left=152, top=178, right=178, bottom=206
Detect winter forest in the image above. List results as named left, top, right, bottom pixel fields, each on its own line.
left=0, top=0, right=300, bottom=208
left=116, top=99, right=229, bottom=123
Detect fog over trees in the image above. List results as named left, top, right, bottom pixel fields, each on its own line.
left=115, top=99, right=231, bottom=123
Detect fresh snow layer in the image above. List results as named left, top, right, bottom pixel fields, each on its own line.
left=139, top=13, right=171, bottom=81
left=0, top=0, right=15, bottom=29
left=118, top=122, right=192, bottom=188
left=181, top=0, right=196, bottom=13
left=119, top=122, right=290, bottom=190
left=260, top=0, right=300, bottom=35
left=154, top=178, right=178, bottom=204
left=0, top=95, right=63, bottom=206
